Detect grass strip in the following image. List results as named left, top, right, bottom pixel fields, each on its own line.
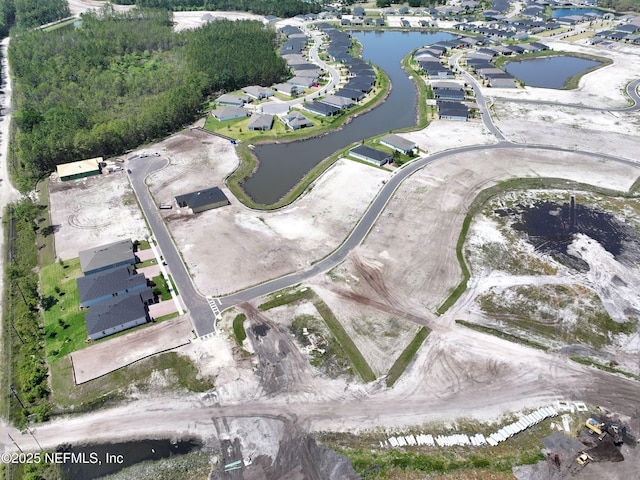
left=258, top=287, right=376, bottom=382
left=258, top=288, right=314, bottom=311
left=385, top=326, right=430, bottom=387
left=456, top=320, right=549, bottom=352
left=436, top=213, right=472, bottom=315
left=570, top=356, right=637, bottom=379
left=313, top=297, right=376, bottom=383
left=232, top=313, right=247, bottom=346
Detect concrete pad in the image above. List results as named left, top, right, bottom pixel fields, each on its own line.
left=70, top=315, right=193, bottom=384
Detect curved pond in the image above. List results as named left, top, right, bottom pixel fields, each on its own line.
left=503, top=55, right=601, bottom=89
left=552, top=8, right=605, bottom=19
left=243, top=30, right=455, bottom=205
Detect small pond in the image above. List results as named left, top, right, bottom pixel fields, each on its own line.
left=496, top=199, right=639, bottom=271
left=59, top=438, right=200, bottom=479
left=503, top=55, right=601, bottom=89
left=552, top=8, right=605, bottom=19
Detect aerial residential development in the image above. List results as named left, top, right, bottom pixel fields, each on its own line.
left=1, top=1, right=640, bottom=479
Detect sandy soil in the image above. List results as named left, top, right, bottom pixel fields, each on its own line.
left=147, top=129, right=388, bottom=295
left=48, top=170, right=149, bottom=261
left=70, top=316, right=193, bottom=384
left=326, top=148, right=639, bottom=324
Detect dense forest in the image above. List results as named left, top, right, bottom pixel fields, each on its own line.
left=9, top=8, right=288, bottom=184
left=111, top=0, right=322, bottom=17
left=598, top=0, right=640, bottom=12
left=0, top=0, right=70, bottom=35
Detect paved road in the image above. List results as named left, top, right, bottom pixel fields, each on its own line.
left=449, top=52, right=506, bottom=141
left=126, top=156, right=216, bottom=336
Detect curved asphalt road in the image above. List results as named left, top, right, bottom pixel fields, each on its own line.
left=129, top=46, right=640, bottom=338
left=127, top=155, right=215, bottom=336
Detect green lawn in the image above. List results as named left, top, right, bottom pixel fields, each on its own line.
left=40, top=258, right=88, bottom=360
left=152, top=274, right=172, bottom=301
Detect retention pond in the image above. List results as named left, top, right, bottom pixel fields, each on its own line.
left=503, top=56, right=602, bottom=89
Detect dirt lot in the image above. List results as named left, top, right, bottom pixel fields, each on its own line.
left=70, top=316, right=193, bottom=384
left=145, top=129, right=388, bottom=296
left=48, top=171, right=149, bottom=261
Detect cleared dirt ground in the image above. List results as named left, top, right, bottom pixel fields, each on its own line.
left=48, top=171, right=149, bottom=260
left=146, top=129, right=388, bottom=295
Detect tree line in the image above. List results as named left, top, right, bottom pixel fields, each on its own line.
left=0, top=0, right=70, bottom=36
left=111, top=0, right=321, bottom=17
left=9, top=8, right=288, bottom=186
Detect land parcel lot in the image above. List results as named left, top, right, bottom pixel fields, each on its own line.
left=48, top=170, right=148, bottom=261
left=325, top=147, right=640, bottom=324
left=147, top=129, right=389, bottom=295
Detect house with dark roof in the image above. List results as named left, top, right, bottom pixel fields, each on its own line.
left=432, top=81, right=465, bottom=100
left=175, top=187, right=230, bottom=214
left=334, top=88, right=365, bottom=102
left=349, top=145, right=392, bottom=166
left=248, top=113, right=274, bottom=131
left=77, top=266, right=147, bottom=308
left=282, top=110, right=313, bottom=130
left=437, top=100, right=469, bottom=121
left=380, top=134, right=416, bottom=155
left=305, top=101, right=341, bottom=117
left=79, top=239, right=136, bottom=276
left=85, top=290, right=153, bottom=341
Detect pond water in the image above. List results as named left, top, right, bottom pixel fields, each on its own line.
left=243, top=30, right=455, bottom=205
left=497, top=199, right=639, bottom=271
left=503, top=55, right=601, bottom=89
left=59, top=439, right=200, bottom=479
left=552, top=8, right=605, bottom=19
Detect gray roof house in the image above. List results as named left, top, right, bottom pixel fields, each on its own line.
left=242, top=85, right=273, bottom=100
left=175, top=186, right=230, bottom=214
left=282, top=110, right=313, bottom=130
left=271, top=83, right=298, bottom=96
left=248, top=113, right=274, bottom=131
left=77, top=266, right=147, bottom=308
left=349, top=145, right=392, bottom=166
left=380, top=134, right=417, bottom=155
left=217, top=93, right=250, bottom=107
left=85, top=290, right=152, bottom=341
left=320, top=94, right=355, bottom=109
left=211, top=107, right=249, bottom=121
left=79, top=239, right=136, bottom=276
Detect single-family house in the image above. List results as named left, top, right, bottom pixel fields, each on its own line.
left=320, top=94, right=355, bottom=109
left=211, top=107, right=249, bottom=122
left=380, top=134, right=416, bottom=155
left=242, top=86, right=273, bottom=100
left=282, top=111, right=313, bottom=130
left=305, top=101, right=341, bottom=117
left=349, top=145, right=392, bottom=166
left=79, top=239, right=136, bottom=276
left=271, top=83, right=299, bottom=96
left=175, top=187, right=230, bottom=214
left=437, top=100, right=469, bottom=121
left=85, top=290, right=153, bottom=341
left=77, top=266, right=148, bottom=308
left=216, top=93, right=250, bottom=107
left=248, top=113, right=274, bottom=131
